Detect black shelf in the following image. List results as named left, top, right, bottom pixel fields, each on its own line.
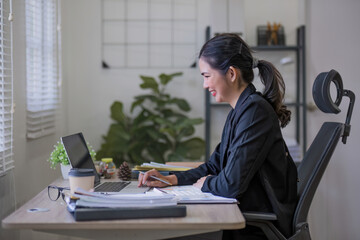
left=204, top=26, right=307, bottom=161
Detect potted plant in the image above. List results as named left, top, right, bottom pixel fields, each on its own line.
left=48, top=141, right=96, bottom=179
left=96, top=72, right=205, bottom=167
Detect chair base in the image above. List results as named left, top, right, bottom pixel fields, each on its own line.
left=289, top=223, right=311, bottom=240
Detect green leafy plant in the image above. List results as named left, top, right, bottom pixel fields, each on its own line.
left=48, top=141, right=96, bottom=169
left=97, top=72, right=205, bottom=167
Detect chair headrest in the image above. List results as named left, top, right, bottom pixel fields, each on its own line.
left=312, top=69, right=343, bottom=114
left=312, top=69, right=355, bottom=143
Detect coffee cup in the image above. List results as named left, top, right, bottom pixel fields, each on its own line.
left=68, top=168, right=95, bottom=194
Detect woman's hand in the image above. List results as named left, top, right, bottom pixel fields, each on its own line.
left=193, top=176, right=208, bottom=189
left=137, top=169, right=178, bottom=188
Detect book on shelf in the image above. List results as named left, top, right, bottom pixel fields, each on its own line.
left=133, top=162, right=193, bottom=172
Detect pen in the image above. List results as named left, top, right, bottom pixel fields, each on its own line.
left=139, top=171, right=172, bottom=186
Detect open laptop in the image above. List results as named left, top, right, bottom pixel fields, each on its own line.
left=61, top=132, right=149, bottom=194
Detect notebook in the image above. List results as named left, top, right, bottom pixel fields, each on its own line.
left=61, top=132, right=149, bottom=194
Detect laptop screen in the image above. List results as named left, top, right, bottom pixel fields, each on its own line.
left=61, top=132, right=100, bottom=185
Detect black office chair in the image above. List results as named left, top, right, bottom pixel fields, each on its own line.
left=243, top=69, right=355, bottom=240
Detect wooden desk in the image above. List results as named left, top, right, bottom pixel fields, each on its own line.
left=2, top=178, right=245, bottom=240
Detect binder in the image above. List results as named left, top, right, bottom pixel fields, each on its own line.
left=67, top=205, right=187, bottom=221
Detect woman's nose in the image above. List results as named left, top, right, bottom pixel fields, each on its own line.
left=203, top=80, right=208, bottom=89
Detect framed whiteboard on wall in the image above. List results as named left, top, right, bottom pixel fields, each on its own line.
left=101, top=0, right=198, bottom=69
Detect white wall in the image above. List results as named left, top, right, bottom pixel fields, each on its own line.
left=305, top=0, right=360, bottom=239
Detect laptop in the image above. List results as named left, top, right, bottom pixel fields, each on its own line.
left=61, top=132, right=149, bottom=194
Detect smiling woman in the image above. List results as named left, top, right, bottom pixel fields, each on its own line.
left=200, top=58, right=244, bottom=108
left=140, top=33, right=298, bottom=240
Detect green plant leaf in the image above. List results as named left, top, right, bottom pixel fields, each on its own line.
left=158, top=72, right=182, bottom=86
left=110, top=101, right=127, bottom=124
left=154, top=117, right=172, bottom=126
left=133, top=109, right=153, bottom=126
left=160, top=93, right=171, bottom=100
left=135, top=94, right=159, bottom=103
left=146, top=143, right=167, bottom=163
left=174, top=118, right=204, bottom=132
left=128, top=145, right=148, bottom=165
left=108, top=123, right=131, bottom=141
left=167, top=152, right=184, bottom=162
left=159, top=108, right=175, bottom=118
left=97, top=72, right=205, bottom=166
left=146, top=128, right=165, bottom=140
left=178, top=126, right=195, bottom=139
left=140, top=76, right=159, bottom=94
left=159, top=127, right=177, bottom=138
left=131, top=125, right=158, bottom=142
left=169, top=98, right=191, bottom=112
left=49, top=141, right=96, bottom=169
left=130, top=99, right=144, bottom=113
left=177, top=137, right=205, bottom=160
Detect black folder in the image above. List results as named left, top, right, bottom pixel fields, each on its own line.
left=67, top=205, right=187, bottom=221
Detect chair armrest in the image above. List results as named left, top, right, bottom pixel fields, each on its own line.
left=243, top=212, right=285, bottom=240
left=242, top=211, right=277, bottom=221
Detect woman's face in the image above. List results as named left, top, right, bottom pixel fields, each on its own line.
left=199, top=58, right=233, bottom=104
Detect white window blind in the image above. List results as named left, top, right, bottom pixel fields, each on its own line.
left=25, top=0, right=61, bottom=139
left=0, top=0, right=14, bottom=175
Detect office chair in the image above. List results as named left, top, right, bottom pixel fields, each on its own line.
left=243, top=69, right=355, bottom=240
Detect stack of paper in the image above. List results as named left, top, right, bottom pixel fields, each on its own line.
left=66, top=188, right=187, bottom=221
left=69, top=188, right=178, bottom=209
left=154, top=186, right=238, bottom=204
left=133, top=162, right=192, bottom=172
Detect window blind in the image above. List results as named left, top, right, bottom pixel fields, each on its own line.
left=0, top=0, right=14, bottom=175
left=25, top=0, right=60, bottom=139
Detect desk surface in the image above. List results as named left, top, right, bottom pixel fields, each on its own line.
left=2, top=178, right=245, bottom=239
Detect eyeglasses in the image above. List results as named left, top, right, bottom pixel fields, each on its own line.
left=47, top=185, right=70, bottom=201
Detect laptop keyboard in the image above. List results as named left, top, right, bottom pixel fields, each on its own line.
left=95, top=181, right=131, bottom=192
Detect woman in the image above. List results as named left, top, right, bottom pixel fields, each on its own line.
left=138, top=34, right=298, bottom=239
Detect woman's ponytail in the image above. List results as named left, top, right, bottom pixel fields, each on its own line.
left=257, top=59, right=291, bottom=128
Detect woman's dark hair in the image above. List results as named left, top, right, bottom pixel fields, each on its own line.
left=199, top=33, right=291, bottom=128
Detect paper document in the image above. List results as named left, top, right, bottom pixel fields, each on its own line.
left=71, top=188, right=178, bottom=208
left=154, top=185, right=238, bottom=204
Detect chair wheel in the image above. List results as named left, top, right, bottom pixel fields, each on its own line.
left=312, top=69, right=343, bottom=114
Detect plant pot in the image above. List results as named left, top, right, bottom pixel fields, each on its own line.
left=61, top=164, right=71, bottom=180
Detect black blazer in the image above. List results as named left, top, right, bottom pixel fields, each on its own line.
left=175, top=84, right=297, bottom=237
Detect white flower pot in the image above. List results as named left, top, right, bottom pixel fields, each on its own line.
left=60, top=164, right=71, bottom=179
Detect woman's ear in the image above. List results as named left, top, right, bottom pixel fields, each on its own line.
left=228, top=66, right=239, bottom=83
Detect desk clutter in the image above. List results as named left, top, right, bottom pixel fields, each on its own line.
left=65, top=184, right=237, bottom=221
left=61, top=162, right=236, bottom=221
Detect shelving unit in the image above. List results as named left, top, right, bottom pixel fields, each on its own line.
left=204, top=26, right=306, bottom=161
